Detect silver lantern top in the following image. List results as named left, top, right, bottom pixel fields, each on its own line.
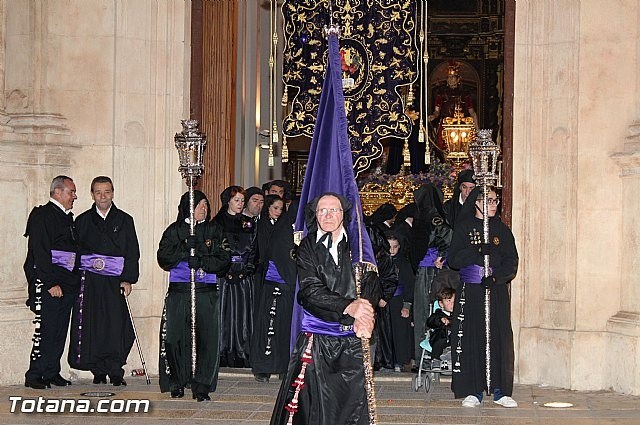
left=174, top=120, right=207, bottom=178
left=469, top=129, right=500, bottom=186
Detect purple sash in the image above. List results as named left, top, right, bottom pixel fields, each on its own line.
left=459, top=264, right=492, bottom=284
left=51, top=250, right=76, bottom=272
left=265, top=260, right=285, bottom=284
left=393, top=283, right=405, bottom=297
left=301, top=309, right=355, bottom=337
left=169, top=261, right=216, bottom=284
left=418, top=247, right=439, bottom=268
left=80, top=254, right=124, bottom=277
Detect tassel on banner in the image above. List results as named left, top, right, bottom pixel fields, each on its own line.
left=402, top=139, right=411, bottom=168
left=282, top=86, right=288, bottom=106
left=282, top=135, right=289, bottom=163
left=406, top=85, right=414, bottom=107
left=268, top=146, right=275, bottom=167
left=425, top=142, right=431, bottom=165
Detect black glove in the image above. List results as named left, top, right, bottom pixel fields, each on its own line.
left=481, top=275, right=495, bottom=289
left=481, top=243, right=491, bottom=255
left=185, top=235, right=197, bottom=250
left=188, top=254, right=201, bottom=270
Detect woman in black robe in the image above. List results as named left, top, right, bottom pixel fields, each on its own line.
left=213, top=186, right=258, bottom=368
left=251, top=195, right=296, bottom=382
left=157, top=190, right=230, bottom=401
left=447, top=186, right=519, bottom=408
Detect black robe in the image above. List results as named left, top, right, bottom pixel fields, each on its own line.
left=213, top=208, right=258, bottom=367
left=24, top=202, right=79, bottom=382
left=447, top=210, right=518, bottom=398
left=157, top=206, right=231, bottom=395
left=389, top=253, right=414, bottom=367
left=250, top=212, right=296, bottom=376
left=270, top=231, right=381, bottom=425
left=68, top=203, right=140, bottom=379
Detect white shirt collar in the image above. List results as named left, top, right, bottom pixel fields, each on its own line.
left=50, top=198, right=71, bottom=214
left=316, top=227, right=347, bottom=265
left=96, top=205, right=112, bottom=219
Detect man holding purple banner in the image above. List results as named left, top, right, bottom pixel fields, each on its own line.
left=68, top=176, right=140, bottom=387
left=24, top=175, right=79, bottom=389
left=270, top=193, right=381, bottom=425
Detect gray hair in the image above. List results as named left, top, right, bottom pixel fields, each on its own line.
left=49, top=175, right=73, bottom=196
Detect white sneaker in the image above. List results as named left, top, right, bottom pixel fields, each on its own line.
left=494, top=396, right=518, bottom=408
left=462, top=395, right=481, bottom=407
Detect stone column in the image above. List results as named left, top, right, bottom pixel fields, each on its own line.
left=608, top=123, right=640, bottom=394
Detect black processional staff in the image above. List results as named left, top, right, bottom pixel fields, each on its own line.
left=469, top=129, right=500, bottom=395
left=174, top=120, right=207, bottom=375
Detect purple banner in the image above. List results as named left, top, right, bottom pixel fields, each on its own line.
left=79, top=254, right=124, bottom=277
left=169, top=261, right=216, bottom=285
left=301, top=309, right=355, bottom=337
left=265, top=260, right=285, bottom=284
left=51, top=250, right=76, bottom=272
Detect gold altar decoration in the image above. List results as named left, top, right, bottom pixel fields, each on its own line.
left=360, top=175, right=421, bottom=216
left=441, top=104, right=476, bottom=168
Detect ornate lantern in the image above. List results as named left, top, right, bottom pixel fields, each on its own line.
left=175, top=120, right=207, bottom=179
left=468, top=129, right=500, bottom=186
left=441, top=104, right=476, bottom=169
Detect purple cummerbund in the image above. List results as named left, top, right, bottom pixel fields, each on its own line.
left=169, top=261, right=216, bottom=285
left=51, top=249, right=76, bottom=272
left=265, top=260, right=285, bottom=284
left=80, top=254, right=124, bottom=276
left=393, top=283, right=405, bottom=297
left=301, top=309, right=355, bottom=337
left=418, top=247, right=439, bottom=268
left=459, top=264, right=492, bottom=284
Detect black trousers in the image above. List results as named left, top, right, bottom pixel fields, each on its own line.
left=26, top=289, right=75, bottom=381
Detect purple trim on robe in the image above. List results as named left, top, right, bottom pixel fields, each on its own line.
left=393, top=283, right=405, bottom=297
left=418, top=247, right=439, bottom=268
left=169, top=261, right=216, bottom=285
left=75, top=271, right=86, bottom=363
left=79, top=254, right=124, bottom=276
left=51, top=250, right=76, bottom=272
left=301, top=309, right=355, bottom=337
left=231, top=255, right=247, bottom=264
left=459, top=264, right=492, bottom=284
left=265, top=260, right=285, bottom=284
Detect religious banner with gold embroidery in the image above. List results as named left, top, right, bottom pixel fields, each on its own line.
left=281, top=0, right=417, bottom=176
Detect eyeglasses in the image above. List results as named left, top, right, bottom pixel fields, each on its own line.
left=316, top=207, right=343, bottom=216
left=477, top=198, right=500, bottom=206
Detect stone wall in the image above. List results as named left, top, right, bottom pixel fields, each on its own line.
left=513, top=0, right=640, bottom=394
left=0, top=0, right=190, bottom=383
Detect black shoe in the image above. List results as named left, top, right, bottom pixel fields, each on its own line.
left=170, top=387, right=184, bottom=398
left=92, top=374, right=107, bottom=384
left=46, top=374, right=71, bottom=386
left=111, top=376, right=127, bottom=386
left=254, top=373, right=270, bottom=383
left=193, top=392, right=210, bottom=402
left=278, top=373, right=286, bottom=380
left=25, top=378, right=50, bottom=390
